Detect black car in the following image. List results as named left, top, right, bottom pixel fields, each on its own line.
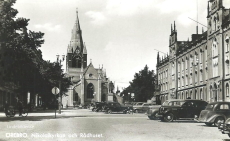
left=219, top=118, right=230, bottom=137
left=158, top=99, right=208, bottom=122
left=105, top=102, right=130, bottom=114
left=196, top=102, right=230, bottom=126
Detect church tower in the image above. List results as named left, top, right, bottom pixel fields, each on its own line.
left=66, top=10, right=87, bottom=82
left=67, top=10, right=87, bottom=70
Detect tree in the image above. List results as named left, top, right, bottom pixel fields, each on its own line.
left=121, top=65, right=156, bottom=102
left=0, top=0, right=71, bottom=106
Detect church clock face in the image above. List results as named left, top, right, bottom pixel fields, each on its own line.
left=76, top=49, right=80, bottom=54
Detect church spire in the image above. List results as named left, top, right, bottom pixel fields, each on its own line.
left=68, top=9, right=84, bottom=54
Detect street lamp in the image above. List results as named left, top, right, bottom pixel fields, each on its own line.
left=56, top=54, right=65, bottom=114
left=128, top=93, right=130, bottom=102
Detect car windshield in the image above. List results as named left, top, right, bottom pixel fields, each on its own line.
left=205, top=104, right=214, bottom=110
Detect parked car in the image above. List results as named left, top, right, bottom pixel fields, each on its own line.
left=195, top=102, right=230, bottom=126
left=146, top=105, right=161, bottom=120
left=105, top=102, right=130, bottom=114
left=158, top=99, right=208, bottom=122
left=218, top=118, right=230, bottom=137
left=133, top=103, right=156, bottom=113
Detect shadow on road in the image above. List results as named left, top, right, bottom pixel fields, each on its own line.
left=158, top=120, right=198, bottom=123
left=197, top=124, right=217, bottom=127
left=223, top=139, right=230, bottom=141
left=0, top=115, right=87, bottom=122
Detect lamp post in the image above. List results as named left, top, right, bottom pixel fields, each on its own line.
left=128, top=93, right=130, bottom=102
left=56, top=54, right=65, bottom=114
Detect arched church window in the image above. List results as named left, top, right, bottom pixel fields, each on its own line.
left=87, top=83, right=94, bottom=99
left=72, top=58, right=76, bottom=67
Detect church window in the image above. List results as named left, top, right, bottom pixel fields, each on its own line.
left=87, top=83, right=94, bottom=99
left=89, top=73, right=93, bottom=77
left=72, top=58, right=76, bottom=67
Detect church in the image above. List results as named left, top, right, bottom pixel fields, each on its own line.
left=157, top=0, right=230, bottom=104
left=62, top=11, right=114, bottom=107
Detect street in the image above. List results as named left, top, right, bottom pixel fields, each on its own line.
left=0, top=109, right=229, bottom=141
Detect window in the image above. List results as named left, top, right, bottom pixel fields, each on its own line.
left=87, top=83, right=94, bottom=98
left=220, top=104, right=230, bottom=110
left=226, top=35, right=229, bottom=52
left=212, top=38, right=218, bottom=57
left=227, top=84, right=229, bottom=97
left=206, top=104, right=214, bottom=110
left=200, top=89, right=203, bottom=100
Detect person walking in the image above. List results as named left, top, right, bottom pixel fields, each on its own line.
left=4, top=101, right=9, bottom=114
left=17, top=100, right=23, bottom=116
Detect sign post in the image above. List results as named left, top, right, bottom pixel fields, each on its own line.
left=52, top=87, right=60, bottom=118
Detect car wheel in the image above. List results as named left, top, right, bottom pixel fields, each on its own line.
left=228, top=133, right=230, bottom=138
left=123, top=110, right=127, bottom=114
left=164, top=113, right=174, bottom=122
left=205, top=123, right=213, bottom=126
left=214, top=117, right=225, bottom=127
left=108, top=110, right=112, bottom=114
left=135, top=109, right=139, bottom=113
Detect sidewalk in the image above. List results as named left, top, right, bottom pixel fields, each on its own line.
left=0, top=108, right=84, bottom=118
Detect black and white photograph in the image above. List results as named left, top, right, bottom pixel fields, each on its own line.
left=1, top=0, right=230, bottom=141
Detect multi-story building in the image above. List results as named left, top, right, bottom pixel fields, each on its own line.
left=157, top=0, right=230, bottom=104
left=62, top=11, right=114, bottom=106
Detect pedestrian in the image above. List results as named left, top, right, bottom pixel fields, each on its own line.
left=17, top=100, right=23, bottom=116
left=4, top=101, right=9, bottom=114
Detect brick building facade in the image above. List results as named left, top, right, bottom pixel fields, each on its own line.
left=157, top=0, right=230, bottom=104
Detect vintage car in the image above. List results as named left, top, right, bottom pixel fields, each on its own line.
left=158, top=99, right=208, bottom=122
left=195, top=102, right=230, bottom=126
left=218, top=118, right=230, bottom=137
left=133, top=103, right=156, bottom=113
left=105, top=102, right=130, bottom=114
left=146, top=105, right=161, bottom=120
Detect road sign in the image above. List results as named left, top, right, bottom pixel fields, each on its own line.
left=52, top=87, right=60, bottom=95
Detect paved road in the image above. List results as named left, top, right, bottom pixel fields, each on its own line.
left=0, top=109, right=229, bottom=141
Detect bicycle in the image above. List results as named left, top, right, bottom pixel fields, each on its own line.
left=5, top=104, right=28, bottom=117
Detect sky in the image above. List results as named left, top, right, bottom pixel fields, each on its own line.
left=13, top=0, right=230, bottom=90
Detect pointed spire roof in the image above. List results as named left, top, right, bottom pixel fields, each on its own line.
left=68, top=9, right=84, bottom=54
left=174, top=21, right=176, bottom=31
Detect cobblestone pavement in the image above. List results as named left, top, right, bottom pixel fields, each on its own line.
left=0, top=109, right=229, bottom=141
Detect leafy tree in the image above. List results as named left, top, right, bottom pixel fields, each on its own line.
left=0, top=0, right=71, bottom=107
left=121, top=65, right=156, bottom=102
